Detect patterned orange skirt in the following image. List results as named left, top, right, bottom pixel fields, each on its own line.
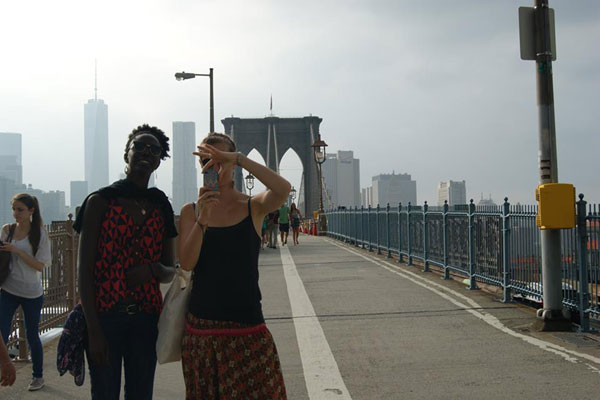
left=181, top=313, right=287, bottom=400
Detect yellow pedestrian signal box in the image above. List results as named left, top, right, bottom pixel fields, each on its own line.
left=535, top=183, right=575, bottom=229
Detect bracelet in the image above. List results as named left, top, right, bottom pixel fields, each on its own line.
left=235, top=152, right=242, bottom=166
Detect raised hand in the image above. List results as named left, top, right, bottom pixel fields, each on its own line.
left=193, top=143, right=238, bottom=181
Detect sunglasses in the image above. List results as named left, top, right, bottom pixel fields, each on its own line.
left=201, top=158, right=211, bottom=166
left=132, top=141, right=162, bottom=157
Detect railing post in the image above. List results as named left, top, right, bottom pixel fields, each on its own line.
left=386, top=203, right=392, bottom=258
left=354, top=206, right=359, bottom=247
left=338, top=208, right=342, bottom=241
left=442, top=200, right=450, bottom=279
left=376, top=204, right=382, bottom=255
left=576, top=194, right=592, bottom=332
left=407, top=202, right=412, bottom=266
left=345, top=207, right=350, bottom=243
left=467, top=199, right=479, bottom=290
left=342, top=208, right=346, bottom=242
left=368, top=205, right=373, bottom=252
left=398, top=203, right=403, bottom=263
left=334, top=209, right=338, bottom=239
left=333, top=209, right=336, bottom=238
left=502, top=198, right=512, bottom=303
left=423, top=201, right=429, bottom=272
left=330, top=209, right=334, bottom=238
left=361, top=206, right=365, bottom=249
left=343, top=208, right=347, bottom=242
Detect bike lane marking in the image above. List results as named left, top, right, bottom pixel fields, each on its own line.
left=279, top=245, right=353, bottom=399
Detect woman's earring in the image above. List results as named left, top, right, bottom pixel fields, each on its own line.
left=124, top=165, right=130, bottom=175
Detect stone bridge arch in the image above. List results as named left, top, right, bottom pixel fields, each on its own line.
left=221, top=116, right=323, bottom=216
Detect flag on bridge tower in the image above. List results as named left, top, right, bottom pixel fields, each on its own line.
left=270, top=94, right=273, bottom=115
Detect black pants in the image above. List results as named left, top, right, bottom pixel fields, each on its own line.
left=87, top=311, right=159, bottom=400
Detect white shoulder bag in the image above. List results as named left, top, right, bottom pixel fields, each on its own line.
left=156, top=202, right=198, bottom=364
left=156, top=266, right=192, bottom=364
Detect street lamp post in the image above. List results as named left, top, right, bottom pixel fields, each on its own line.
left=174, top=68, right=214, bottom=133
left=311, top=138, right=328, bottom=235
left=245, top=173, right=255, bottom=197
left=290, top=186, right=296, bottom=204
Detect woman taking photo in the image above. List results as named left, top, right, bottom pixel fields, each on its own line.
left=0, top=193, right=51, bottom=391
left=178, top=133, right=290, bottom=399
left=75, top=124, right=177, bottom=399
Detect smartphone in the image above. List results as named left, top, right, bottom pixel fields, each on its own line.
left=203, top=169, right=219, bottom=191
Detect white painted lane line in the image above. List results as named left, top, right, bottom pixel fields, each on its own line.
left=326, top=239, right=600, bottom=368
left=279, top=245, right=352, bottom=399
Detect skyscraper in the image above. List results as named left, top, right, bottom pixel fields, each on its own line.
left=322, top=150, right=360, bottom=208
left=437, top=180, right=467, bottom=206
left=371, top=172, right=417, bottom=207
left=172, top=121, right=198, bottom=213
left=70, top=180, right=88, bottom=214
left=0, top=132, right=22, bottom=185
left=84, top=69, right=108, bottom=193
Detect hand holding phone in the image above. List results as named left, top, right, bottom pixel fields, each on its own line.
left=203, top=169, right=219, bottom=191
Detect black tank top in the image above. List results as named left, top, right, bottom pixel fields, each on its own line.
left=189, top=199, right=264, bottom=324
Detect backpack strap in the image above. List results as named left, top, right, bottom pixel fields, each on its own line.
left=6, top=224, right=16, bottom=242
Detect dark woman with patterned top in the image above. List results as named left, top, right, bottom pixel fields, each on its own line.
left=178, top=133, right=290, bottom=399
left=74, top=124, right=177, bottom=400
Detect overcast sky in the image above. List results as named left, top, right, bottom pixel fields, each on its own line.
left=1, top=0, right=598, bottom=207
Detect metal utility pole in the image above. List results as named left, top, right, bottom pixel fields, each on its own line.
left=208, top=68, right=214, bottom=133
left=530, top=0, right=570, bottom=330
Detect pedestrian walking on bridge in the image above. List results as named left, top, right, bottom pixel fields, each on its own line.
left=278, top=202, right=290, bottom=245
left=290, top=202, right=303, bottom=245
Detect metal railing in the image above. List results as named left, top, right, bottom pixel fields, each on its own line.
left=326, top=195, right=600, bottom=331
left=7, top=217, right=78, bottom=358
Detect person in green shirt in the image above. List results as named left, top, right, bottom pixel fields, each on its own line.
left=278, top=203, right=290, bottom=245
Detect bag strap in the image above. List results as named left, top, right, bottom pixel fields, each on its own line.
left=5, top=224, right=16, bottom=243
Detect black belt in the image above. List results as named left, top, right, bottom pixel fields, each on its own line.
left=110, top=303, right=142, bottom=315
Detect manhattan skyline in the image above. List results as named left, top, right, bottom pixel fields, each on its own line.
left=1, top=1, right=598, bottom=206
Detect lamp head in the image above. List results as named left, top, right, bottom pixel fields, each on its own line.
left=311, top=138, right=328, bottom=164
left=245, top=173, right=255, bottom=190
left=175, top=72, right=196, bottom=81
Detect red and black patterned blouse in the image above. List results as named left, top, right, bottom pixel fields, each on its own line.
left=94, top=199, right=166, bottom=314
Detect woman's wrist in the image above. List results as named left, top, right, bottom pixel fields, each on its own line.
left=195, top=219, right=207, bottom=232
left=235, top=152, right=244, bottom=166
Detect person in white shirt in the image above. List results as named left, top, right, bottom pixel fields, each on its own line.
left=0, top=193, right=51, bottom=392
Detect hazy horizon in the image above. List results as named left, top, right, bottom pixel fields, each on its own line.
left=1, top=0, right=598, bottom=208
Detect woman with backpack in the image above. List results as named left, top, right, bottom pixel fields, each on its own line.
left=0, top=193, right=51, bottom=391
